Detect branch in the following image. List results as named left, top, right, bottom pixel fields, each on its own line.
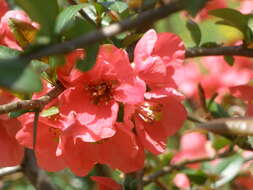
left=21, top=149, right=57, bottom=190
left=8, top=0, right=183, bottom=63
left=143, top=150, right=232, bottom=185
left=0, top=81, right=65, bottom=114
left=185, top=46, right=253, bottom=58
left=0, top=166, right=21, bottom=178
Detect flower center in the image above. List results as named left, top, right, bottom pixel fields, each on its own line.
left=86, top=81, right=117, bottom=105
left=136, top=101, right=163, bottom=123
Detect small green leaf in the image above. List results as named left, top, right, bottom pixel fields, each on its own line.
left=41, top=106, right=60, bottom=117
left=77, top=44, right=99, bottom=71
left=0, top=59, right=42, bottom=93
left=209, top=134, right=231, bottom=150
left=101, top=1, right=128, bottom=14
left=247, top=136, right=253, bottom=149
left=186, top=19, right=201, bottom=46
left=55, top=4, right=88, bottom=34
left=224, top=56, right=234, bottom=66
left=212, top=154, right=244, bottom=188
left=183, top=169, right=207, bottom=185
left=9, top=110, right=30, bottom=118
left=0, top=46, right=20, bottom=58
left=209, top=8, right=250, bottom=41
left=201, top=42, right=220, bottom=48
left=208, top=102, right=229, bottom=118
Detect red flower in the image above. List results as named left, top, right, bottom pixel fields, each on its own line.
left=134, top=29, right=185, bottom=91
left=173, top=173, right=191, bottom=190
left=58, top=44, right=145, bottom=142
left=0, top=90, right=23, bottom=167
left=0, top=0, right=8, bottom=19
left=91, top=176, right=123, bottom=190
left=171, top=132, right=215, bottom=166
left=0, top=10, right=38, bottom=50
left=16, top=112, right=67, bottom=172
left=57, top=122, right=144, bottom=176
left=230, top=85, right=253, bottom=116
left=125, top=92, right=186, bottom=154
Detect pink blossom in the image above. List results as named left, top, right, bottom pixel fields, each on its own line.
left=238, top=0, right=253, bottom=14
left=230, top=85, right=253, bottom=116
left=173, top=173, right=191, bottom=189
left=0, top=10, right=38, bottom=50
left=0, top=90, right=23, bottom=167
left=0, top=0, right=8, bottom=19
left=134, top=29, right=185, bottom=91
left=171, top=132, right=214, bottom=166
left=174, top=56, right=253, bottom=100
left=57, top=122, right=144, bottom=176
left=125, top=92, right=186, bottom=155
left=58, top=44, right=145, bottom=142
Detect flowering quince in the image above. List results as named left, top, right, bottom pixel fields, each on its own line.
left=171, top=132, right=215, bottom=166
left=123, top=29, right=187, bottom=155
left=0, top=0, right=8, bottom=19
left=134, top=29, right=185, bottom=91
left=91, top=176, right=123, bottom=190
left=15, top=82, right=73, bottom=172
left=173, top=56, right=253, bottom=100
left=0, top=10, right=38, bottom=50
left=57, top=122, right=144, bottom=175
left=230, top=84, right=253, bottom=116
left=0, top=89, right=24, bottom=167
left=173, top=173, right=191, bottom=190
left=58, top=44, right=146, bottom=142
left=238, top=0, right=253, bottom=14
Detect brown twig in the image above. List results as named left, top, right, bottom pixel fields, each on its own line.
left=21, top=149, right=57, bottom=190
left=143, top=149, right=232, bottom=185
left=2, top=0, right=183, bottom=63
left=0, top=81, right=65, bottom=114
left=0, top=166, right=22, bottom=178
left=185, top=45, right=253, bottom=58
left=154, top=179, right=169, bottom=190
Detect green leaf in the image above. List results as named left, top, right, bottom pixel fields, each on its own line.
left=209, top=134, right=231, bottom=150
left=77, top=43, right=99, bottom=71
left=0, top=46, right=42, bottom=92
left=183, top=169, right=207, bottom=185
left=41, top=106, right=60, bottom=117
left=201, top=42, right=220, bottom=48
left=14, top=0, right=59, bottom=37
left=209, top=8, right=250, bottom=41
left=30, top=60, right=49, bottom=73
left=55, top=3, right=88, bottom=34
left=208, top=102, right=229, bottom=118
left=186, top=19, right=201, bottom=46
left=9, top=110, right=30, bottom=118
left=101, top=1, right=128, bottom=14
left=224, top=56, right=234, bottom=66
left=247, top=136, right=253, bottom=149
left=212, top=154, right=244, bottom=188
left=0, top=46, right=20, bottom=58
left=183, top=0, right=208, bottom=17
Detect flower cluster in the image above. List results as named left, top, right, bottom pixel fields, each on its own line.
left=0, top=3, right=187, bottom=176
